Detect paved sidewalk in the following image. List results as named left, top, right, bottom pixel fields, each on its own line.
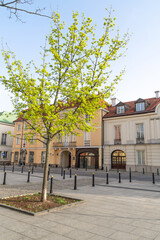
left=0, top=174, right=160, bottom=239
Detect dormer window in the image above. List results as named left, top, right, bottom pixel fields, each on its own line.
left=117, top=106, right=125, bottom=114
left=136, top=102, right=145, bottom=111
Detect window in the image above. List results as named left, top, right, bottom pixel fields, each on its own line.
left=29, top=152, right=34, bottom=163
left=71, top=134, right=76, bottom=142
left=114, top=126, right=121, bottom=144
left=136, top=102, right=145, bottom=111
left=1, top=133, right=7, bottom=145
left=30, top=136, right=35, bottom=144
left=23, top=137, right=27, bottom=145
left=84, top=131, right=91, bottom=146
left=14, top=152, right=19, bottom=162
left=136, top=124, right=144, bottom=141
left=117, top=106, right=125, bottom=114
left=57, top=133, right=62, bottom=143
left=41, top=152, right=46, bottom=163
left=137, top=151, right=145, bottom=165
left=85, top=114, right=90, bottom=123
left=17, top=124, right=21, bottom=131
left=24, top=123, right=28, bottom=130
left=2, top=151, right=7, bottom=159
left=16, top=135, right=20, bottom=145
left=64, top=134, right=69, bottom=146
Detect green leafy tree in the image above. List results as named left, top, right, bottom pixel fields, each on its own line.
left=0, top=10, right=129, bottom=202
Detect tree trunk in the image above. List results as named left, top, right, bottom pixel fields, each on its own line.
left=41, top=139, right=51, bottom=202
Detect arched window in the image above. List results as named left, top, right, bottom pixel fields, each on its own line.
left=111, top=150, right=126, bottom=169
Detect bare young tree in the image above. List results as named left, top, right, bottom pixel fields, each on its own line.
left=0, top=0, right=52, bottom=21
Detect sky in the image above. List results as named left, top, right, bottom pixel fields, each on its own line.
left=0, top=0, right=160, bottom=111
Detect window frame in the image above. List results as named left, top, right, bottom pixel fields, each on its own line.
left=14, top=152, right=19, bottom=162
left=136, top=102, right=145, bottom=111
left=136, top=123, right=144, bottom=139
left=1, top=133, right=7, bottom=145
left=117, top=106, right=125, bottom=114
left=16, top=135, right=20, bottom=145
left=137, top=150, right=145, bottom=165
left=29, top=151, right=34, bottom=163
left=17, top=124, right=21, bottom=131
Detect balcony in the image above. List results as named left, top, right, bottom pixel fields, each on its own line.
left=136, top=138, right=144, bottom=144
left=84, top=140, right=91, bottom=146
left=114, top=139, right=121, bottom=145
left=53, top=142, right=77, bottom=147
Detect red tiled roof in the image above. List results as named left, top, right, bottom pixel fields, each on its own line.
left=103, top=97, right=160, bottom=118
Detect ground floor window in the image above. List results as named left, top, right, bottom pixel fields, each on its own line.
left=14, top=152, right=19, bottom=162
left=137, top=151, right=145, bottom=165
left=111, top=150, right=126, bottom=169
left=29, top=151, right=34, bottom=163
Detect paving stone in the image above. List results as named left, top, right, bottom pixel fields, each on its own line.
left=131, top=227, right=159, bottom=239
left=20, top=226, right=50, bottom=239
left=65, top=229, right=94, bottom=240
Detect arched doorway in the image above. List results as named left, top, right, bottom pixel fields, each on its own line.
left=76, top=149, right=98, bottom=169
left=111, top=150, right=126, bottom=169
left=61, top=151, right=71, bottom=168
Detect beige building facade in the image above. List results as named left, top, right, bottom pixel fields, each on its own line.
left=11, top=109, right=106, bottom=169
left=103, top=92, right=160, bottom=172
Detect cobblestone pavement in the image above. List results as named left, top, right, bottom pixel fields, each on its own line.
left=0, top=171, right=160, bottom=239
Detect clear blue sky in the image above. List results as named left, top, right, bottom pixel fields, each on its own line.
left=0, top=0, right=160, bottom=111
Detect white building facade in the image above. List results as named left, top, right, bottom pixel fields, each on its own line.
left=103, top=93, right=160, bottom=172
left=0, top=112, right=16, bottom=164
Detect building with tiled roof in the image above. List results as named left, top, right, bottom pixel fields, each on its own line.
left=103, top=91, right=160, bottom=172
left=0, top=112, right=17, bottom=164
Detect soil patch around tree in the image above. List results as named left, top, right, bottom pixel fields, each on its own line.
left=0, top=193, right=81, bottom=214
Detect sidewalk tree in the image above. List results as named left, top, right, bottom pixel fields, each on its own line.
left=0, top=10, right=129, bottom=202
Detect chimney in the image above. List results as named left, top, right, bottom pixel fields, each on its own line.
left=111, top=98, right=116, bottom=107
left=155, top=91, right=159, bottom=99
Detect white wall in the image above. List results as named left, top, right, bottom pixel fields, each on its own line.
left=0, top=122, right=15, bottom=162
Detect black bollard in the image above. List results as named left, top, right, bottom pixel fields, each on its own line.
left=74, top=174, right=77, bottom=190
left=47, top=169, right=50, bottom=181
left=106, top=172, right=109, bottom=184
left=119, top=171, right=121, bottom=183
left=27, top=170, right=30, bottom=183
left=157, top=169, right=159, bottom=176
left=21, top=165, right=23, bottom=173
left=32, top=166, right=34, bottom=174
left=3, top=171, right=6, bottom=185
left=12, top=163, right=14, bottom=173
left=61, top=167, right=63, bottom=176
left=129, top=169, right=132, bottom=183
left=63, top=169, right=65, bottom=179
left=50, top=176, right=53, bottom=194
left=143, top=168, right=145, bottom=174
left=152, top=173, right=155, bottom=184
left=86, top=161, right=87, bottom=171
left=92, top=173, right=95, bottom=187
left=70, top=168, right=72, bottom=178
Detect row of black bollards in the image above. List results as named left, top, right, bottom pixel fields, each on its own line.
left=61, top=167, right=72, bottom=179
